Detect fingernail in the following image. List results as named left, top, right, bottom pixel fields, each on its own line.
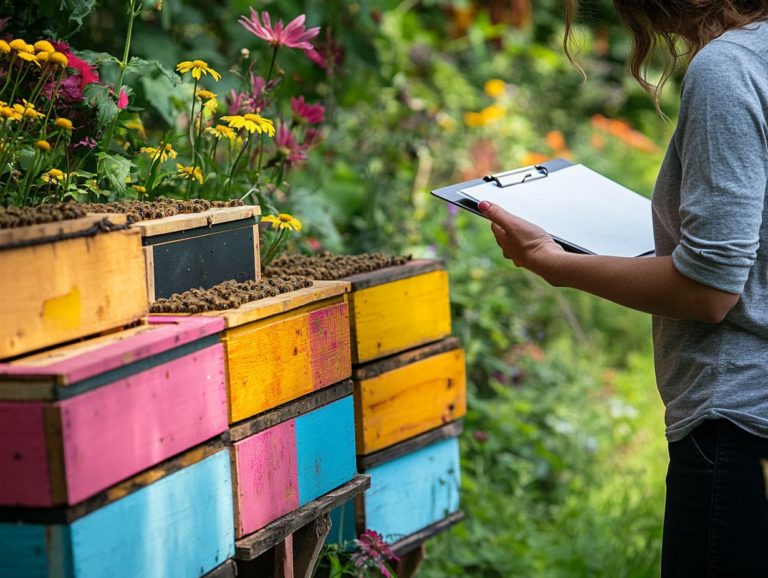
left=478, top=201, right=491, bottom=212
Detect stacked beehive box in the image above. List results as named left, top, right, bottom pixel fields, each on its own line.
left=156, top=280, right=369, bottom=577
left=0, top=216, right=237, bottom=578
left=328, top=259, right=467, bottom=572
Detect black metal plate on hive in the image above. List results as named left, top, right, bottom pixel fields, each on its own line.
left=151, top=221, right=256, bottom=299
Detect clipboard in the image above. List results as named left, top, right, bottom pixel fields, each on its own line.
left=431, top=158, right=655, bottom=258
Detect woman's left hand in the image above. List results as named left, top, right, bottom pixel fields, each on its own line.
left=478, top=200, right=564, bottom=273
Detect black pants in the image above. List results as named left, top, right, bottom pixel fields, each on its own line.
left=662, top=419, right=768, bottom=577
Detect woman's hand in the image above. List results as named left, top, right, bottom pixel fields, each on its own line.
left=479, top=200, right=564, bottom=274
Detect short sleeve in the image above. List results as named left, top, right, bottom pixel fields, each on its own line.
left=671, top=40, right=768, bottom=294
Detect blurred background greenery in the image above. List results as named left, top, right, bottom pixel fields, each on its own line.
left=9, top=0, right=680, bottom=575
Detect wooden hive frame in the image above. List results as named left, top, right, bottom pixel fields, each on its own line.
left=0, top=214, right=148, bottom=360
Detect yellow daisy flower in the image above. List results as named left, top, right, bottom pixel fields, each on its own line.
left=176, top=59, right=221, bottom=82
left=36, top=52, right=49, bottom=63
left=140, top=143, right=177, bottom=162
left=196, top=89, right=217, bottom=101
left=14, top=101, right=44, bottom=121
left=34, top=40, right=55, bottom=54
left=205, top=124, right=236, bottom=141
left=0, top=40, right=10, bottom=55
left=9, top=39, right=30, bottom=52
left=480, top=104, right=506, bottom=124
left=54, top=117, right=73, bottom=130
left=220, top=113, right=275, bottom=136
left=35, top=140, right=51, bottom=151
left=176, top=163, right=204, bottom=184
left=261, top=213, right=302, bottom=232
left=0, top=106, right=21, bottom=121
left=50, top=52, right=68, bottom=67
left=41, top=168, right=66, bottom=184
left=132, top=184, right=147, bottom=194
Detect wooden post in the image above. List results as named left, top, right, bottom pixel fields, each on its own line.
left=396, top=544, right=426, bottom=578
left=293, top=514, right=332, bottom=578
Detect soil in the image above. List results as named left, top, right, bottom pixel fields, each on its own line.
left=150, top=275, right=314, bottom=314
left=80, top=198, right=244, bottom=224
left=0, top=203, right=88, bottom=229
left=264, top=252, right=412, bottom=280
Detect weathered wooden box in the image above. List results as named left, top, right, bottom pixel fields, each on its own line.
left=0, top=316, right=228, bottom=507
left=229, top=381, right=357, bottom=538
left=0, top=215, right=148, bottom=359
left=0, top=439, right=235, bottom=578
left=157, top=281, right=352, bottom=424
left=354, top=337, right=466, bottom=455
left=345, top=260, right=452, bottom=364
left=329, top=423, right=463, bottom=547
left=135, top=206, right=261, bottom=302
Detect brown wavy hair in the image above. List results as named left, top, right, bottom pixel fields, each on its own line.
left=564, top=1, right=768, bottom=106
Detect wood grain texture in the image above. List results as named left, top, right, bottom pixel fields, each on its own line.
left=0, top=214, right=127, bottom=248
left=232, top=420, right=299, bottom=538
left=357, top=421, right=463, bottom=471
left=0, top=403, right=52, bottom=506
left=228, top=380, right=353, bottom=443
left=0, top=317, right=224, bottom=399
left=0, top=450, right=234, bottom=578
left=355, top=346, right=466, bottom=455
left=293, top=514, right=332, bottom=578
left=205, top=281, right=350, bottom=328
left=295, top=396, right=357, bottom=506
left=67, top=449, right=234, bottom=578
left=202, top=559, right=237, bottom=578
left=349, top=270, right=451, bottom=364
left=225, top=298, right=350, bottom=423
left=343, top=259, right=445, bottom=290
left=0, top=229, right=148, bottom=359
left=131, top=206, right=260, bottom=237
left=1, top=357, right=230, bottom=505
left=235, top=474, right=371, bottom=561
left=59, top=344, right=228, bottom=505
left=142, top=245, right=156, bottom=303
left=361, top=437, right=461, bottom=544
left=252, top=224, right=261, bottom=282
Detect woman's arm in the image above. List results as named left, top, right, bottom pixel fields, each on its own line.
left=480, top=201, right=740, bottom=323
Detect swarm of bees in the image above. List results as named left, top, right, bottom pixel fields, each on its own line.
left=0, top=203, right=88, bottom=229
left=80, top=198, right=244, bottom=224
left=264, top=252, right=412, bottom=280
left=150, top=275, right=314, bottom=314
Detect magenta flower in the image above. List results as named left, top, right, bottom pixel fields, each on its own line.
left=239, top=10, right=319, bottom=50
left=117, top=89, right=129, bottom=110
left=290, top=96, right=324, bottom=125
left=350, top=529, right=399, bottom=578
left=275, top=123, right=308, bottom=166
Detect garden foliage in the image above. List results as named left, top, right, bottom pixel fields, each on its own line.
left=3, top=1, right=680, bottom=575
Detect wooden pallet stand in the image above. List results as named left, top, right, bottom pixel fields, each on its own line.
left=133, top=205, right=261, bottom=302
left=235, top=474, right=371, bottom=578
left=328, top=422, right=463, bottom=551
left=156, top=280, right=352, bottom=424
left=353, top=337, right=467, bottom=455
left=0, top=214, right=148, bottom=359
left=229, top=380, right=357, bottom=539
left=0, top=437, right=235, bottom=578
left=344, top=259, right=452, bottom=365
left=0, top=316, right=228, bottom=507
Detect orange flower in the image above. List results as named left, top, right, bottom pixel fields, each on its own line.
left=520, top=152, right=549, bottom=166
left=545, top=130, right=566, bottom=152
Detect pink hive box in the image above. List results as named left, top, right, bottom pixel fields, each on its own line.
left=0, top=316, right=228, bottom=507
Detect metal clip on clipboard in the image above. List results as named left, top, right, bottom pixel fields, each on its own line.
left=483, top=165, right=549, bottom=188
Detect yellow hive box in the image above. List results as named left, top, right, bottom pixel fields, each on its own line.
left=346, top=260, right=451, bottom=365
left=353, top=337, right=467, bottom=455
left=0, top=215, right=148, bottom=359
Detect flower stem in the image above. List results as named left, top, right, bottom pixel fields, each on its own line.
left=226, top=132, right=252, bottom=198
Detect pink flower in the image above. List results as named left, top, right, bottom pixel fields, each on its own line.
left=304, top=32, right=343, bottom=71
left=74, top=136, right=98, bottom=149
left=53, top=42, right=100, bottom=92
left=239, top=10, right=319, bottom=50
left=304, top=127, right=323, bottom=147
left=275, top=122, right=308, bottom=165
left=290, top=96, right=324, bottom=125
left=117, top=89, right=129, bottom=110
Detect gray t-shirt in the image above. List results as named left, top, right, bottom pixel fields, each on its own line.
left=652, top=21, right=768, bottom=442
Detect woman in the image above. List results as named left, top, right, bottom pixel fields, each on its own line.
left=479, top=1, right=768, bottom=575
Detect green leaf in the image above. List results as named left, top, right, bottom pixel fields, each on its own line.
left=84, top=84, right=120, bottom=131
left=58, top=0, right=99, bottom=31
left=76, top=50, right=120, bottom=67
left=96, top=153, right=134, bottom=196
left=125, top=57, right=181, bottom=85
